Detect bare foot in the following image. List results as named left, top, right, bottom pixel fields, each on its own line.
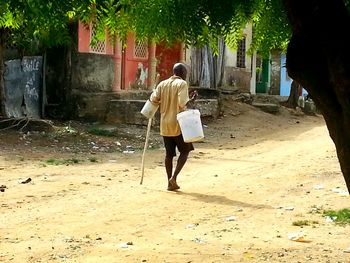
left=167, top=177, right=180, bottom=191
left=167, top=185, right=180, bottom=191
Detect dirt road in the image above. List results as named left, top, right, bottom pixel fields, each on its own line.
left=1, top=102, right=349, bottom=263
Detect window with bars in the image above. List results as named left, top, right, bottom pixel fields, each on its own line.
left=236, top=37, right=246, bottom=68
left=134, top=40, right=148, bottom=59
left=89, top=23, right=106, bottom=54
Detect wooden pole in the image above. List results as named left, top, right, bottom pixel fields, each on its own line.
left=140, top=70, right=160, bottom=185
left=41, top=51, right=47, bottom=118
left=140, top=118, right=152, bottom=185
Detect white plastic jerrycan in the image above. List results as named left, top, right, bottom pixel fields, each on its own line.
left=141, top=100, right=159, bottom=119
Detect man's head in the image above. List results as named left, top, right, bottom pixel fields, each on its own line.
left=173, top=63, right=187, bottom=80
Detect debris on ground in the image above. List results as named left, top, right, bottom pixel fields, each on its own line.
left=20, top=178, right=32, bottom=184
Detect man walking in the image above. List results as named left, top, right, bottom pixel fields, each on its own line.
left=150, top=63, right=197, bottom=191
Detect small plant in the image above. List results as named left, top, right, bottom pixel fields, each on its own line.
left=87, top=127, right=115, bottom=137
left=89, top=157, right=98, bottom=162
left=292, top=220, right=319, bottom=227
left=45, top=158, right=82, bottom=165
left=324, top=208, right=350, bottom=225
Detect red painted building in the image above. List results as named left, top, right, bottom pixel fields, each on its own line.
left=77, top=22, right=184, bottom=91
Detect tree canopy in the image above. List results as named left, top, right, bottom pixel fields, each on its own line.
left=79, top=0, right=292, bottom=55
left=1, top=0, right=292, bottom=54
left=1, top=1, right=82, bottom=51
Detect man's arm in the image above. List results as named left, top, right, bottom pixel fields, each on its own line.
left=150, top=82, right=161, bottom=105
left=186, top=90, right=198, bottom=109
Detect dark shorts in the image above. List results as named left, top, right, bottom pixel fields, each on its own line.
left=163, top=134, right=194, bottom=157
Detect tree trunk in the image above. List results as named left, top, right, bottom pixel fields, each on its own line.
left=284, top=0, right=350, bottom=192
left=0, top=29, right=6, bottom=116
left=285, top=80, right=301, bottom=108
left=62, top=22, right=75, bottom=119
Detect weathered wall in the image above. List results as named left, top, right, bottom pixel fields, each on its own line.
left=223, top=67, right=251, bottom=92
left=105, top=99, right=148, bottom=125
left=270, top=51, right=281, bottom=95
left=194, top=99, right=219, bottom=118
left=223, top=23, right=253, bottom=92
left=156, top=42, right=181, bottom=81
left=4, top=49, right=20, bottom=61
left=73, top=90, right=150, bottom=121
left=74, top=88, right=220, bottom=124
left=105, top=98, right=219, bottom=126
left=71, top=53, right=115, bottom=92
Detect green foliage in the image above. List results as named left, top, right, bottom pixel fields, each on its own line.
left=0, top=0, right=294, bottom=55
left=1, top=0, right=293, bottom=56
left=7, top=0, right=350, bottom=56
left=0, top=3, right=22, bottom=29
left=1, top=0, right=82, bottom=52
left=78, top=0, right=292, bottom=55
left=88, top=157, right=98, bottom=162
left=249, top=0, right=291, bottom=56
left=79, top=0, right=132, bottom=46
left=87, top=127, right=116, bottom=137
left=46, top=158, right=81, bottom=165
left=324, top=208, right=350, bottom=225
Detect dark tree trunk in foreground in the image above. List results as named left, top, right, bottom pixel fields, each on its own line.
left=0, top=29, right=5, bottom=116
left=284, top=0, right=350, bottom=192
left=285, top=80, right=302, bottom=108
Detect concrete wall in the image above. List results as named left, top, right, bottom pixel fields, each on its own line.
left=105, top=99, right=147, bottom=125
left=74, top=88, right=220, bottom=124
left=270, top=51, right=281, bottom=95
left=224, top=24, right=253, bottom=70
left=71, top=53, right=115, bottom=92
left=105, top=98, right=219, bottom=126
left=223, top=23, right=253, bottom=92
left=73, top=90, right=151, bottom=121
left=223, top=67, right=251, bottom=92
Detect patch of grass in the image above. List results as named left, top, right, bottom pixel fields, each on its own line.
left=89, top=157, right=98, bottom=162
left=292, top=220, right=319, bottom=226
left=46, top=158, right=82, bottom=166
left=87, top=127, right=116, bottom=137
left=324, top=208, right=350, bottom=225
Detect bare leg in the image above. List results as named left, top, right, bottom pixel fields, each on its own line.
left=169, top=152, right=189, bottom=190
left=165, top=155, right=173, bottom=182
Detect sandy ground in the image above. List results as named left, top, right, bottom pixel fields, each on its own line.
left=0, top=100, right=349, bottom=263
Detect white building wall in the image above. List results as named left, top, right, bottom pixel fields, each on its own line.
left=185, top=23, right=256, bottom=92
left=224, top=23, right=252, bottom=70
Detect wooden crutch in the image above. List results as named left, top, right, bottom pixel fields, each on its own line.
left=140, top=118, right=152, bottom=185
left=140, top=73, right=160, bottom=185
